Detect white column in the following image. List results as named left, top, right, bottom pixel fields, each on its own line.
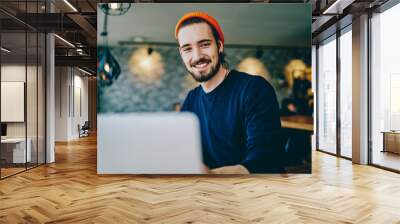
left=45, top=0, right=56, bottom=163
left=46, top=33, right=55, bottom=163
left=352, top=14, right=369, bottom=164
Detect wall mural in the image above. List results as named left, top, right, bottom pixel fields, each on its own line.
left=98, top=45, right=311, bottom=113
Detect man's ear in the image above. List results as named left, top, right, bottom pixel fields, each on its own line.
left=178, top=46, right=182, bottom=56
left=178, top=44, right=185, bottom=58
left=177, top=37, right=183, bottom=56
left=217, top=40, right=224, bottom=53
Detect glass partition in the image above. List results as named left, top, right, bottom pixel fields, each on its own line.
left=1, top=31, right=28, bottom=178
left=27, top=31, right=38, bottom=169
left=317, top=35, right=337, bottom=154
left=0, top=0, right=46, bottom=179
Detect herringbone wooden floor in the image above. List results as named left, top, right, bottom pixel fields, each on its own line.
left=1, top=134, right=400, bottom=224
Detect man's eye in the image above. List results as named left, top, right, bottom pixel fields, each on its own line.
left=200, top=43, right=210, bottom=48
left=183, top=47, right=192, bottom=53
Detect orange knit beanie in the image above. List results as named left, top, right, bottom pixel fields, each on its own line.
left=175, top=11, right=224, bottom=44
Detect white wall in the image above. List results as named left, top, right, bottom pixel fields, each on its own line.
left=1, top=65, right=26, bottom=81
left=72, top=74, right=89, bottom=138
left=55, top=67, right=89, bottom=141
left=1, top=65, right=26, bottom=137
left=55, top=67, right=69, bottom=141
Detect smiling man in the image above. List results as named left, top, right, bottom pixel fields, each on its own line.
left=176, top=12, right=284, bottom=174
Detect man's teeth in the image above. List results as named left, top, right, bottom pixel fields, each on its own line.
left=195, top=62, right=208, bottom=68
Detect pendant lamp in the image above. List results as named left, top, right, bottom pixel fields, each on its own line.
left=97, top=3, right=131, bottom=86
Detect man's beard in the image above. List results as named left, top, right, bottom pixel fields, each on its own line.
left=187, top=55, right=221, bottom=83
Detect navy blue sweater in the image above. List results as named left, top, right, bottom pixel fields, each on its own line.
left=181, top=70, right=284, bottom=173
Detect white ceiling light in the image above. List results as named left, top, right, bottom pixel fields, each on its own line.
left=323, top=0, right=354, bottom=15
left=1, top=47, right=11, bottom=53
left=77, top=49, right=84, bottom=55
left=63, top=0, right=78, bottom=12
left=54, top=34, right=75, bottom=48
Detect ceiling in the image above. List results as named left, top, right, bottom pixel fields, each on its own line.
left=0, top=0, right=97, bottom=72
left=98, top=3, right=312, bottom=47
left=1, top=32, right=45, bottom=64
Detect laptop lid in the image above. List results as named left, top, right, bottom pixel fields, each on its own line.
left=97, top=112, right=203, bottom=174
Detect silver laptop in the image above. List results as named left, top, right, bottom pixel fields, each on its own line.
left=97, top=112, right=203, bottom=174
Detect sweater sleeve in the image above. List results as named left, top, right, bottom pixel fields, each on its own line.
left=240, top=77, right=285, bottom=173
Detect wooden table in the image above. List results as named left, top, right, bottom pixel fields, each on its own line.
left=281, top=115, right=314, bottom=132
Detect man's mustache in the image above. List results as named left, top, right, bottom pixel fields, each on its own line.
left=190, top=58, right=211, bottom=67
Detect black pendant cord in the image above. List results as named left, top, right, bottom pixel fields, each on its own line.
left=101, top=12, right=108, bottom=46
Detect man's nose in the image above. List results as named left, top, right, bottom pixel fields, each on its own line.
left=192, top=46, right=202, bottom=62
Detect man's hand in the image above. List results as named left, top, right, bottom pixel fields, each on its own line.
left=201, top=164, right=210, bottom=174
left=210, top=165, right=250, bottom=174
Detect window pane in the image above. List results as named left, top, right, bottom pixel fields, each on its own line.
left=340, top=28, right=352, bottom=158
left=371, top=3, right=400, bottom=171
left=318, top=36, right=337, bottom=154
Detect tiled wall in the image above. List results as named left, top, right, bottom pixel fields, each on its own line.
left=98, top=45, right=310, bottom=113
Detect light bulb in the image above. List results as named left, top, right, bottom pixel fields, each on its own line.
left=140, top=58, right=152, bottom=69
left=104, top=63, right=110, bottom=73
left=109, top=3, right=119, bottom=10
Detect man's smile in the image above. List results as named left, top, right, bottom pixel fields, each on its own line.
left=192, top=59, right=211, bottom=72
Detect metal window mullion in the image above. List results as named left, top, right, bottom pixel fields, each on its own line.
left=73, top=68, right=75, bottom=118
left=25, top=0, right=27, bottom=171
left=44, top=32, right=47, bottom=165
left=44, top=0, right=49, bottom=165
left=367, top=11, right=373, bottom=165
left=316, top=44, right=320, bottom=150
left=68, top=68, right=71, bottom=118
left=36, top=0, right=39, bottom=167
left=60, top=66, right=62, bottom=117
left=336, top=29, right=341, bottom=157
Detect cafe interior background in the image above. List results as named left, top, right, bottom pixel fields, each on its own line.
left=97, top=3, right=312, bottom=172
